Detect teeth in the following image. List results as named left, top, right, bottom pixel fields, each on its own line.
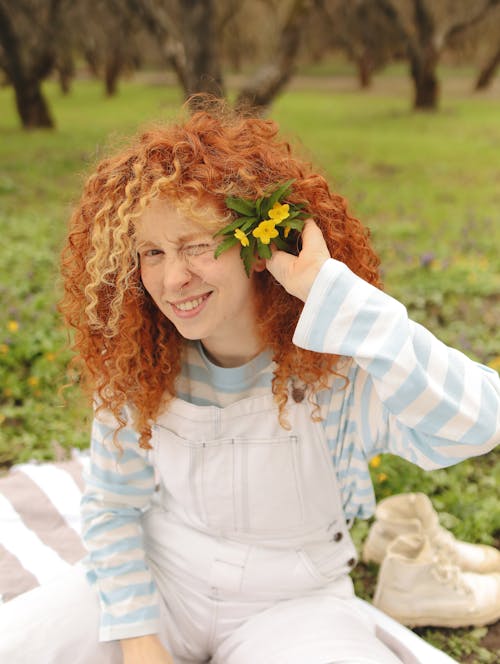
left=175, top=296, right=205, bottom=311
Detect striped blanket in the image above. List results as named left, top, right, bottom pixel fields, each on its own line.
left=0, top=453, right=89, bottom=603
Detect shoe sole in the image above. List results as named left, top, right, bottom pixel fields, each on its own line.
left=376, top=605, right=500, bottom=629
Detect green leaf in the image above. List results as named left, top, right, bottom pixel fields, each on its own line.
left=240, top=217, right=258, bottom=232
left=257, top=241, right=272, bottom=260
left=255, top=196, right=264, bottom=216
left=214, top=235, right=239, bottom=258
left=214, top=215, right=255, bottom=237
left=225, top=197, right=256, bottom=216
left=267, top=179, right=295, bottom=208
left=242, top=236, right=257, bottom=276
left=286, top=207, right=308, bottom=221
left=273, top=235, right=289, bottom=251
left=281, top=218, right=305, bottom=231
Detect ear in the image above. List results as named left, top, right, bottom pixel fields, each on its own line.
left=252, top=257, right=267, bottom=272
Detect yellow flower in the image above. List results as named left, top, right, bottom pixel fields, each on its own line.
left=369, top=455, right=381, bottom=468
left=234, top=228, right=249, bottom=247
left=268, top=202, right=290, bottom=223
left=0, top=344, right=8, bottom=354
left=377, top=472, right=388, bottom=483
left=28, top=376, right=39, bottom=387
left=283, top=225, right=291, bottom=238
left=252, top=220, right=279, bottom=245
left=3, top=387, right=13, bottom=397
left=488, top=356, right=500, bottom=373
left=7, top=320, right=19, bottom=333
left=45, top=352, right=56, bottom=362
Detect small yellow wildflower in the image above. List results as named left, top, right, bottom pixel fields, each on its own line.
left=234, top=228, right=249, bottom=247
left=252, top=220, right=279, bottom=245
left=0, top=344, right=8, bottom=354
left=369, top=455, right=381, bottom=468
left=377, top=472, right=388, bottom=483
left=283, top=225, right=291, bottom=238
left=7, top=320, right=19, bottom=333
left=28, top=376, right=39, bottom=387
left=45, top=352, right=56, bottom=362
left=268, top=202, right=290, bottom=223
left=488, top=356, right=500, bottom=373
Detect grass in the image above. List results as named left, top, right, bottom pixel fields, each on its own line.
left=0, top=73, right=499, bottom=662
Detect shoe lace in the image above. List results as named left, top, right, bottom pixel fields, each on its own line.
left=431, top=551, right=471, bottom=595
left=431, top=527, right=459, bottom=561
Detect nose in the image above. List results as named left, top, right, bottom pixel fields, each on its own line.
left=162, top=252, right=194, bottom=295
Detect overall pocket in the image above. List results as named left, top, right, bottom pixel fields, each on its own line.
left=154, top=427, right=306, bottom=536
left=212, top=435, right=306, bottom=535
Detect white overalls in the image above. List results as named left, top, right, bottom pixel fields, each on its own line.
left=0, top=391, right=457, bottom=663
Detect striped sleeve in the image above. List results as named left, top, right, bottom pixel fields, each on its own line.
left=81, top=408, right=160, bottom=642
left=294, top=259, right=500, bottom=467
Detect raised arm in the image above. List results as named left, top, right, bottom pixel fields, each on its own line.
left=268, top=220, right=500, bottom=465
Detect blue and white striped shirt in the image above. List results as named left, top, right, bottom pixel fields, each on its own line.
left=81, top=258, right=500, bottom=641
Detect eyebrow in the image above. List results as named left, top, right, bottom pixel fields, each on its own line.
left=135, top=231, right=213, bottom=247
left=177, top=232, right=213, bottom=243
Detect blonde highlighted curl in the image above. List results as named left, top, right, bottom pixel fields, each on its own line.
left=60, top=99, right=381, bottom=449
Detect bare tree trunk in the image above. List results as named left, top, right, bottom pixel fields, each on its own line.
left=475, top=44, right=500, bottom=90
left=356, top=53, right=373, bottom=88
left=180, top=0, right=224, bottom=102
left=235, top=0, right=312, bottom=113
left=104, top=54, right=122, bottom=96
left=0, top=1, right=59, bottom=128
left=57, top=55, right=74, bottom=95
left=409, top=46, right=439, bottom=110
left=13, top=78, right=54, bottom=128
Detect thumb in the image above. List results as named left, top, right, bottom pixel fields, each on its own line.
left=265, top=246, right=294, bottom=284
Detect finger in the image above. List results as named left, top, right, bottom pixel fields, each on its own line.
left=265, top=246, right=294, bottom=282
left=300, top=218, right=326, bottom=251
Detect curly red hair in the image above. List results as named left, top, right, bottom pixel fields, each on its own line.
left=60, top=102, right=381, bottom=448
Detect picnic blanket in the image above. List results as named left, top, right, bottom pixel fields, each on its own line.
left=0, top=453, right=89, bottom=603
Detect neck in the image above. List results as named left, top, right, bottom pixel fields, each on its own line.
left=201, top=336, right=263, bottom=368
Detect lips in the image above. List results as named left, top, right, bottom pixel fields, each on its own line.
left=169, top=292, right=212, bottom=317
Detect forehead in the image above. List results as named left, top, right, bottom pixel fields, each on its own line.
left=134, top=199, right=210, bottom=244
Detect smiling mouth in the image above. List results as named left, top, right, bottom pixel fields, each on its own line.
left=170, top=292, right=212, bottom=314
left=176, top=296, right=206, bottom=311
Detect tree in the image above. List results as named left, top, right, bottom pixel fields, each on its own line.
left=128, top=0, right=314, bottom=113
left=71, top=0, right=144, bottom=96
left=127, top=0, right=223, bottom=100
left=374, top=0, right=500, bottom=110
left=234, top=0, right=314, bottom=112
left=311, top=0, right=405, bottom=89
left=0, top=0, right=68, bottom=128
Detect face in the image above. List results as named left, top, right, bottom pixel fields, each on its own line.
left=136, top=199, right=263, bottom=367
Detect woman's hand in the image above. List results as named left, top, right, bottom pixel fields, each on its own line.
left=120, top=634, right=175, bottom=664
left=265, top=219, right=331, bottom=302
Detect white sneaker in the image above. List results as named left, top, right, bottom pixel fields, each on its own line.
left=362, top=492, right=500, bottom=573
left=373, top=534, right=500, bottom=628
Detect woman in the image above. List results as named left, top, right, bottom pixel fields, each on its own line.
left=0, top=102, right=497, bottom=663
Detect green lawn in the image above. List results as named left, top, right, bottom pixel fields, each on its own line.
left=0, top=74, right=499, bottom=662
